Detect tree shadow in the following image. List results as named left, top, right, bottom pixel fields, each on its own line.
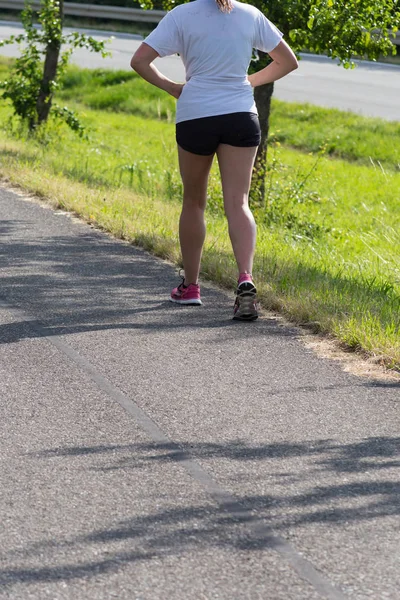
left=1, top=436, right=399, bottom=588
left=0, top=219, right=22, bottom=236
left=0, top=191, right=398, bottom=365
left=1, top=219, right=399, bottom=384
left=0, top=227, right=298, bottom=345
left=33, top=436, right=400, bottom=475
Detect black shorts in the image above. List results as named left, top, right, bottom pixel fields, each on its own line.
left=176, top=112, right=261, bottom=156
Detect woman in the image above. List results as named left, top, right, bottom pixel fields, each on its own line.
left=131, top=0, right=298, bottom=320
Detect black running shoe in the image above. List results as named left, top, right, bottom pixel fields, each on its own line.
left=233, top=281, right=259, bottom=321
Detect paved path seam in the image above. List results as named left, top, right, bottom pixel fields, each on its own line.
left=0, top=296, right=347, bottom=600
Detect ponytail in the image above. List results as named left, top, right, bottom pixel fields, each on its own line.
left=215, top=0, right=233, bottom=13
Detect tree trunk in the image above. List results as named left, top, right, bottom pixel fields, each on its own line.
left=250, top=78, right=274, bottom=207
left=36, top=0, right=64, bottom=126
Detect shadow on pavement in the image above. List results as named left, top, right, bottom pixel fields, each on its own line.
left=0, top=212, right=398, bottom=355
left=0, top=225, right=299, bottom=344
left=34, top=436, right=400, bottom=473
left=1, top=436, right=399, bottom=587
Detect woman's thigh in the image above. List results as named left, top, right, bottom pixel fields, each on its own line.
left=216, top=144, right=258, bottom=211
left=177, top=145, right=215, bottom=209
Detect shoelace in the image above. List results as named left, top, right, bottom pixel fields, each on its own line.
left=177, top=270, right=186, bottom=292
left=177, top=282, right=187, bottom=293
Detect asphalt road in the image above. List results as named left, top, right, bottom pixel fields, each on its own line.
left=1, top=186, right=399, bottom=599
left=0, top=20, right=400, bottom=120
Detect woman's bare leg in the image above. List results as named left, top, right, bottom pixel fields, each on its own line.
left=177, top=145, right=214, bottom=285
left=216, top=144, right=258, bottom=276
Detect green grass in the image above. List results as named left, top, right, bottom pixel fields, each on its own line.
left=57, top=65, right=400, bottom=171
left=0, top=58, right=11, bottom=78
left=1, top=57, right=398, bottom=168
left=59, top=68, right=176, bottom=121
left=0, top=58, right=399, bottom=370
left=270, top=100, right=400, bottom=170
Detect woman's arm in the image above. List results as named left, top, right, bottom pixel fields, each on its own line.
left=248, top=39, right=298, bottom=88
left=130, top=42, right=184, bottom=99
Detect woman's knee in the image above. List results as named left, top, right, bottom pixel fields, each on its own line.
left=183, top=189, right=207, bottom=211
left=224, top=194, right=250, bottom=218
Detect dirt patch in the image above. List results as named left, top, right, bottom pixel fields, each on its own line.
left=299, top=331, right=399, bottom=383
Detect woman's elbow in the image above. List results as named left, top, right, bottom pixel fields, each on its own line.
left=290, top=57, right=299, bottom=72
left=130, top=43, right=158, bottom=71
left=286, top=49, right=299, bottom=72
left=276, top=57, right=298, bottom=75
left=130, top=52, right=146, bottom=71
left=130, top=55, right=139, bottom=70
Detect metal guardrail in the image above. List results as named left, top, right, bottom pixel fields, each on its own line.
left=0, top=0, right=166, bottom=23
left=0, top=1, right=398, bottom=44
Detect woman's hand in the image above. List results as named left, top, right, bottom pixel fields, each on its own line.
left=168, top=82, right=185, bottom=99
left=131, top=43, right=185, bottom=99
left=248, top=41, right=298, bottom=88
left=247, top=74, right=255, bottom=88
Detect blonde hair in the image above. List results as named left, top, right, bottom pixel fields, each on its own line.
left=216, top=0, right=233, bottom=13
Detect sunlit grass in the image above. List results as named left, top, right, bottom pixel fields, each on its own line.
left=1, top=56, right=399, bottom=167
left=270, top=100, right=400, bottom=170
left=56, top=63, right=400, bottom=170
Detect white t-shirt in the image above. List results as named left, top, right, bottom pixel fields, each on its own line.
left=144, top=0, right=283, bottom=123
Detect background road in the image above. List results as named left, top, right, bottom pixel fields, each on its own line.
left=1, top=186, right=399, bottom=599
left=0, top=20, right=400, bottom=120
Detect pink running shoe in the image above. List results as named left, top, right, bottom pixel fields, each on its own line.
left=170, top=281, right=202, bottom=305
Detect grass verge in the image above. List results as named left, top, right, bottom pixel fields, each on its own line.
left=58, top=64, right=400, bottom=170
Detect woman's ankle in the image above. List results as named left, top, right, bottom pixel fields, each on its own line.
left=238, top=272, right=253, bottom=285
left=182, top=279, right=199, bottom=288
